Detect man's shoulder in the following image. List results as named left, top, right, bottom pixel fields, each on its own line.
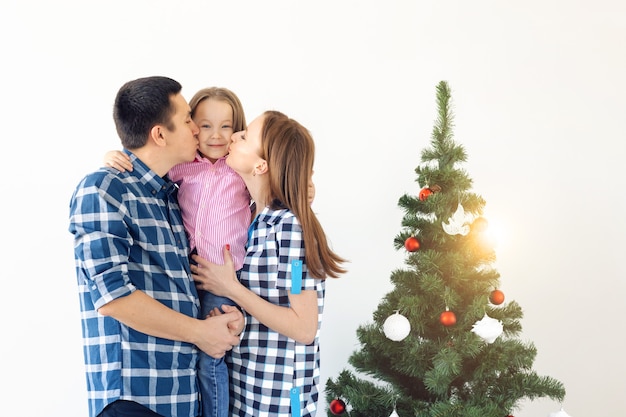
left=78, top=165, right=124, bottom=181
left=73, top=167, right=132, bottom=198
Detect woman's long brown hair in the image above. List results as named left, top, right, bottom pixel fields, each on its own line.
left=260, top=110, right=347, bottom=279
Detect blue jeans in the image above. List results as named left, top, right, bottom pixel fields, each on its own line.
left=198, top=290, right=236, bottom=417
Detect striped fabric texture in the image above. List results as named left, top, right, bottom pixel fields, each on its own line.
left=169, top=155, right=251, bottom=270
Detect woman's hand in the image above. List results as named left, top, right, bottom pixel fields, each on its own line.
left=104, top=150, right=133, bottom=172
left=191, top=245, right=240, bottom=298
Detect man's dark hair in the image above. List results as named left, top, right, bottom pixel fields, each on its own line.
left=113, top=76, right=182, bottom=149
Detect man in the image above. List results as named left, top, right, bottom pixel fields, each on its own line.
left=69, top=76, right=243, bottom=417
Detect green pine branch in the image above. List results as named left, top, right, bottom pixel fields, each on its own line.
left=325, top=81, right=565, bottom=417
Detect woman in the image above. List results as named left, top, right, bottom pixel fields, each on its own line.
left=192, top=110, right=346, bottom=417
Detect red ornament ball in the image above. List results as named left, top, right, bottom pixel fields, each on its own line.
left=418, top=187, right=433, bottom=201
left=404, top=236, right=420, bottom=252
left=439, top=310, right=457, bottom=326
left=489, top=289, right=505, bottom=305
left=329, top=398, right=346, bottom=415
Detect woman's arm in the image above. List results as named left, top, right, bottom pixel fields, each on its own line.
left=191, top=247, right=319, bottom=345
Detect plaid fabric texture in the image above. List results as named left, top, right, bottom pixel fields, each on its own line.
left=69, top=151, right=200, bottom=417
left=228, top=207, right=326, bottom=417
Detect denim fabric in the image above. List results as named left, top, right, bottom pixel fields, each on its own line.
left=198, top=291, right=236, bottom=417
left=201, top=292, right=236, bottom=316
left=198, top=352, right=229, bottom=417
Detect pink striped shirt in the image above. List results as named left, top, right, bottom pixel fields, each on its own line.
left=169, top=154, right=251, bottom=270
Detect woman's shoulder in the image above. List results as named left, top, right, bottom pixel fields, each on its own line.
left=264, top=209, right=303, bottom=239
left=259, top=206, right=297, bottom=224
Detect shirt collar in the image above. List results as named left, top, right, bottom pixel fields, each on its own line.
left=193, top=152, right=227, bottom=164
left=256, top=205, right=289, bottom=227
left=124, top=149, right=176, bottom=198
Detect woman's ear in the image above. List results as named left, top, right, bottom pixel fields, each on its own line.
left=254, top=159, right=268, bottom=176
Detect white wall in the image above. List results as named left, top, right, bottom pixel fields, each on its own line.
left=2, top=1, right=624, bottom=415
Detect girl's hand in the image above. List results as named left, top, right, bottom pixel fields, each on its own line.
left=207, top=305, right=243, bottom=337
left=207, top=307, right=223, bottom=318
left=221, top=304, right=245, bottom=336
left=104, top=150, right=133, bottom=172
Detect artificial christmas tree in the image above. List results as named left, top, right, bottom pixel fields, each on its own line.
left=325, top=81, right=565, bottom=417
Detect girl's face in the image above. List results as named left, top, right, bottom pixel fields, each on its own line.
left=193, top=98, right=234, bottom=163
left=227, top=114, right=265, bottom=176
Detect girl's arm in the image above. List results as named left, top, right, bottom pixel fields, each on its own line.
left=104, top=150, right=133, bottom=172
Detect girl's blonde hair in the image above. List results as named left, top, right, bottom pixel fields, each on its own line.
left=189, top=87, right=247, bottom=132
left=260, top=110, right=347, bottom=279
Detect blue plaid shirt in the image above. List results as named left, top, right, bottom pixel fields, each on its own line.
left=69, top=151, right=200, bottom=417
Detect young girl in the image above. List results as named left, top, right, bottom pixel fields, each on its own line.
left=191, top=110, right=347, bottom=417
left=104, top=87, right=250, bottom=417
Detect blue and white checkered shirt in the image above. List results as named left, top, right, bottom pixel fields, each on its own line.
left=69, top=151, right=200, bottom=417
left=228, top=207, right=326, bottom=417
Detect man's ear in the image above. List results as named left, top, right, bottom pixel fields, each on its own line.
left=149, top=125, right=167, bottom=147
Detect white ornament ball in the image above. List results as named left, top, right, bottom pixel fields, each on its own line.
left=549, top=408, right=572, bottom=417
left=383, top=312, right=411, bottom=341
